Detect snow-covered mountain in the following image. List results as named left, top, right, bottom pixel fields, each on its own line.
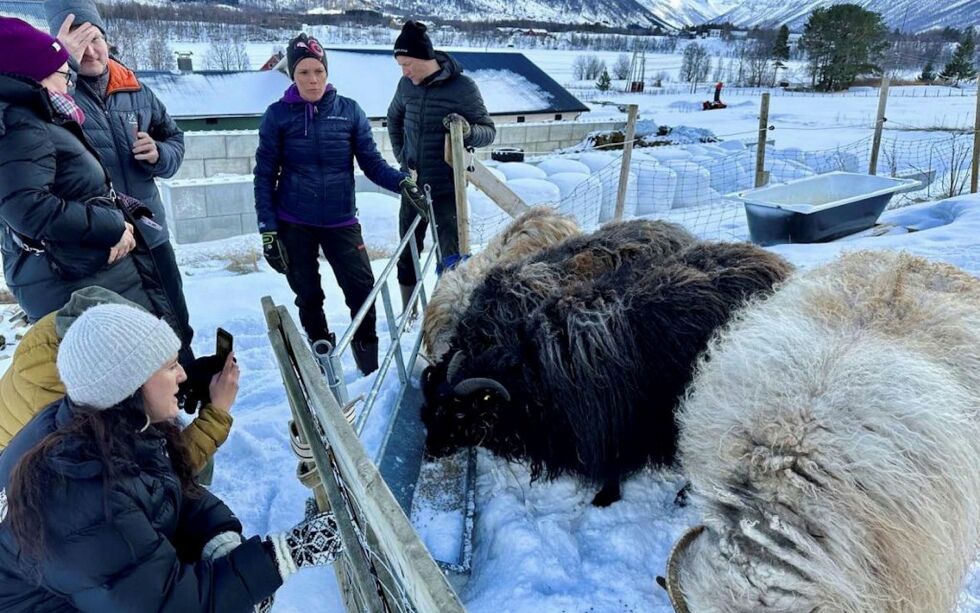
left=93, top=0, right=978, bottom=32
left=712, top=0, right=980, bottom=32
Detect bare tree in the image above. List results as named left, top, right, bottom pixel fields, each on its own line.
left=146, top=31, right=175, bottom=71
left=572, top=55, right=589, bottom=80
left=680, top=43, right=711, bottom=93
left=204, top=34, right=251, bottom=71
left=612, top=53, right=631, bottom=80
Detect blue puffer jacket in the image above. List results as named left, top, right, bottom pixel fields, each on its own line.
left=253, top=84, right=406, bottom=231
left=0, top=399, right=283, bottom=612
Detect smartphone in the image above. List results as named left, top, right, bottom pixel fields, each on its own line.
left=127, top=114, right=139, bottom=143
left=216, top=327, right=233, bottom=363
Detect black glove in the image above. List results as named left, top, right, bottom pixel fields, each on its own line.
left=442, top=113, right=471, bottom=138
left=267, top=511, right=342, bottom=580
left=262, top=231, right=289, bottom=275
left=400, top=177, right=429, bottom=221
left=177, top=354, right=225, bottom=414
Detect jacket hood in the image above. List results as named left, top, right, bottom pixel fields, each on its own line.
left=281, top=82, right=336, bottom=105
left=0, top=73, right=55, bottom=131
left=55, top=286, right=143, bottom=338
left=105, top=59, right=141, bottom=96
left=426, top=51, right=461, bottom=87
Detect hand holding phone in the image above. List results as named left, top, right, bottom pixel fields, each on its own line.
left=216, top=327, right=233, bottom=363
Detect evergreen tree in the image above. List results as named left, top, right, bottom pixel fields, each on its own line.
left=800, top=4, right=888, bottom=91
left=919, top=60, right=935, bottom=83
left=939, top=30, right=977, bottom=86
left=772, top=25, right=791, bottom=61
left=596, top=69, right=611, bottom=92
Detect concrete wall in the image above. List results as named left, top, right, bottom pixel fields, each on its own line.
left=160, top=119, right=624, bottom=244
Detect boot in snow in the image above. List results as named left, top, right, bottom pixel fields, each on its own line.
left=351, top=339, right=379, bottom=376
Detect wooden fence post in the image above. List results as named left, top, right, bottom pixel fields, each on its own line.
left=754, top=93, right=771, bottom=188
left=869, top=76, right=890, bottom=175
left=614, top=104, right=639, bottom=220
left=449, top=120, right=470, bottom=255
left=971, top=84, right=980, bottom=193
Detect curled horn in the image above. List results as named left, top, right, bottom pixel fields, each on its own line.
left=658, top=524, right=705, bottom=613
left=453, top=377, right=511, bottom=402
left=446, top=350, right=466, bottom=384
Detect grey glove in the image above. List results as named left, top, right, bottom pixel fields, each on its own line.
left=442, top=113, right=471, bottom=138
left=267, top=511, right=342, bottom=580
left=400, top=177, right=429, bottom=221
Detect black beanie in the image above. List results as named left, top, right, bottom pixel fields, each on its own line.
left=287, top=33, right=327, bottom=79
left=393, top=21, right=435, bottom=61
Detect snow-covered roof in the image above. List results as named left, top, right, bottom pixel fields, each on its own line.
left=0, top=0, right=48, bottom=31
left=138, top=48, right=587, bottom=120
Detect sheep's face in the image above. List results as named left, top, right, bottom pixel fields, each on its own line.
left=419, top=358, right=511, bottom=458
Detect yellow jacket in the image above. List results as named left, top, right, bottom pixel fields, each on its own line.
left=0, top=313, right=232, bottom=472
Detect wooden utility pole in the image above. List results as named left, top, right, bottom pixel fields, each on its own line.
left=869, top=76, right=890, bottom=175
left=614, top=104, right=639, bottom=220
left=971, top=83, right=980, bottom=193
left=754, top=93, right=771, bottom=188
left=449, top=119, right=470, bottom=255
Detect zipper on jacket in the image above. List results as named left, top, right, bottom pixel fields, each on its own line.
left=417, top=87, right=429, bottom=177
left=313, top=102, right=324, bottom=224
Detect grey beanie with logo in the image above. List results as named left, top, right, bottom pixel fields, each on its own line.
left=57, top=304, right=180, bottom=410
left=44, top=0, right=106, bottom=36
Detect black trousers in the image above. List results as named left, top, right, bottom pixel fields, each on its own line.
left=278, top=220, right=377, bottom=344
left=150, top=241, right=195, bottom=366
left=396, top=190, right=461, bottom=286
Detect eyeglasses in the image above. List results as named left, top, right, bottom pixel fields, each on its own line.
left=55, top=70, right=74, bottom=86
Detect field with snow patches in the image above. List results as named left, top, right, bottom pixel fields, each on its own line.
left=0, top=47, right=979, bottom=612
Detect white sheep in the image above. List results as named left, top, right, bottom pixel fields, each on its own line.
left=421, top=207, right=580, bottom=360
left=665, top=250, right=980, bottom=613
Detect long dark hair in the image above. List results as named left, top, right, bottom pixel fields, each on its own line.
left=6, top=394, right=200, bottom=567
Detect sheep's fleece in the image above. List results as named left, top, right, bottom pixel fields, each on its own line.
left=672, top=250, right=980, bottom=613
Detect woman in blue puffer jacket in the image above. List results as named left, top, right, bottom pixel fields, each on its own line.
left=254, top=33, right=428, bottom=375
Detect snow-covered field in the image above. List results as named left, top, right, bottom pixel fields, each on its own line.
left=0, top=41, right=978, bottom=613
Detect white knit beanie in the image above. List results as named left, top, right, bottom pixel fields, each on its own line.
left=57, top=304, right=181, bottom=410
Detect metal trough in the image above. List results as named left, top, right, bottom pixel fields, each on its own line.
left=734, top=172, right=921, bottom=246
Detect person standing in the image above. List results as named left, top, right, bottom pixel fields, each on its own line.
left=387, top=20, right=496, bottom=309
left=254, top=33, right=427, bottom=376
left=0, top=18, right=157, bottom=323
left=45, top=0, right=194, bottom=365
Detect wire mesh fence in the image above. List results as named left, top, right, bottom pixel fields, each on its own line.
left=466, top=130, right=976, bottom=246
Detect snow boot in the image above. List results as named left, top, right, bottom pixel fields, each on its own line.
left=351, top=339, right=379, bottom=376
left=400, top=283, right=418, bottom=322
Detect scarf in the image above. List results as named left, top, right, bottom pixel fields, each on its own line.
left=48, top=90, right=86, bottom=125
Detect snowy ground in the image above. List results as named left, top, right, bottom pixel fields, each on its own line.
left=5, top=194, right=978, bottom=612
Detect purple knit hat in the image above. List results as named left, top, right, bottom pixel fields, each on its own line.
left=0, top=17, right=70, bottom=83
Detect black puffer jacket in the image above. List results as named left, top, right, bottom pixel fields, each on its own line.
left=387, top=51, right=495, bottom=197
left=72, top=59, right=184, bottom=250
left=0, top=399, right=283, bottom=612
left=0, top=73, right=152, bottom=321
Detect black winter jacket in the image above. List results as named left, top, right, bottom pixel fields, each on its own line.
left=0, top=399, right=283, bottom=612
left=386, top=52, right=495, bottom=197
left=73, top=59, right=184, bottom=250
left=0, top=73, right=153, bottom=321
left=254, top=84, right=406, bottom=232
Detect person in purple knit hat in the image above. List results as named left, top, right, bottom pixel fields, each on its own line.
left=253, top=32, right=429, bottom=375
left=0, top=18, right=158, bottom=323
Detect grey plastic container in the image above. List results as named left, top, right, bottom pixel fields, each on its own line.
left=734, top=172, right=920, bottom=246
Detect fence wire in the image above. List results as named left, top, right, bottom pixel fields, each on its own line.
left=466, top=131, right=975, bottom=246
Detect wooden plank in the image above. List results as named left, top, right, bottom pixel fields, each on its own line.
left=449, top=121, right=471, bottom=255
left=262, top=298, right=383, bottom=613
left=444, top=139, right=530, bottom=219
left=755, top=93, right=771, bottom=188
left=268, top=299, right=467, bottom=613
left=869, top=77, right=890, bottom=176
left=614, top=104, right=639, bottom=220
left=972, top=84, right=980, bottom=193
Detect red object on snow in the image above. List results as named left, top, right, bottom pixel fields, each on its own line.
left=702, top=82, right=727, bottom=110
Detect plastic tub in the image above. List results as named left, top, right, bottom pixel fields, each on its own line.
left=733, top=172, right=920, bottom=246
